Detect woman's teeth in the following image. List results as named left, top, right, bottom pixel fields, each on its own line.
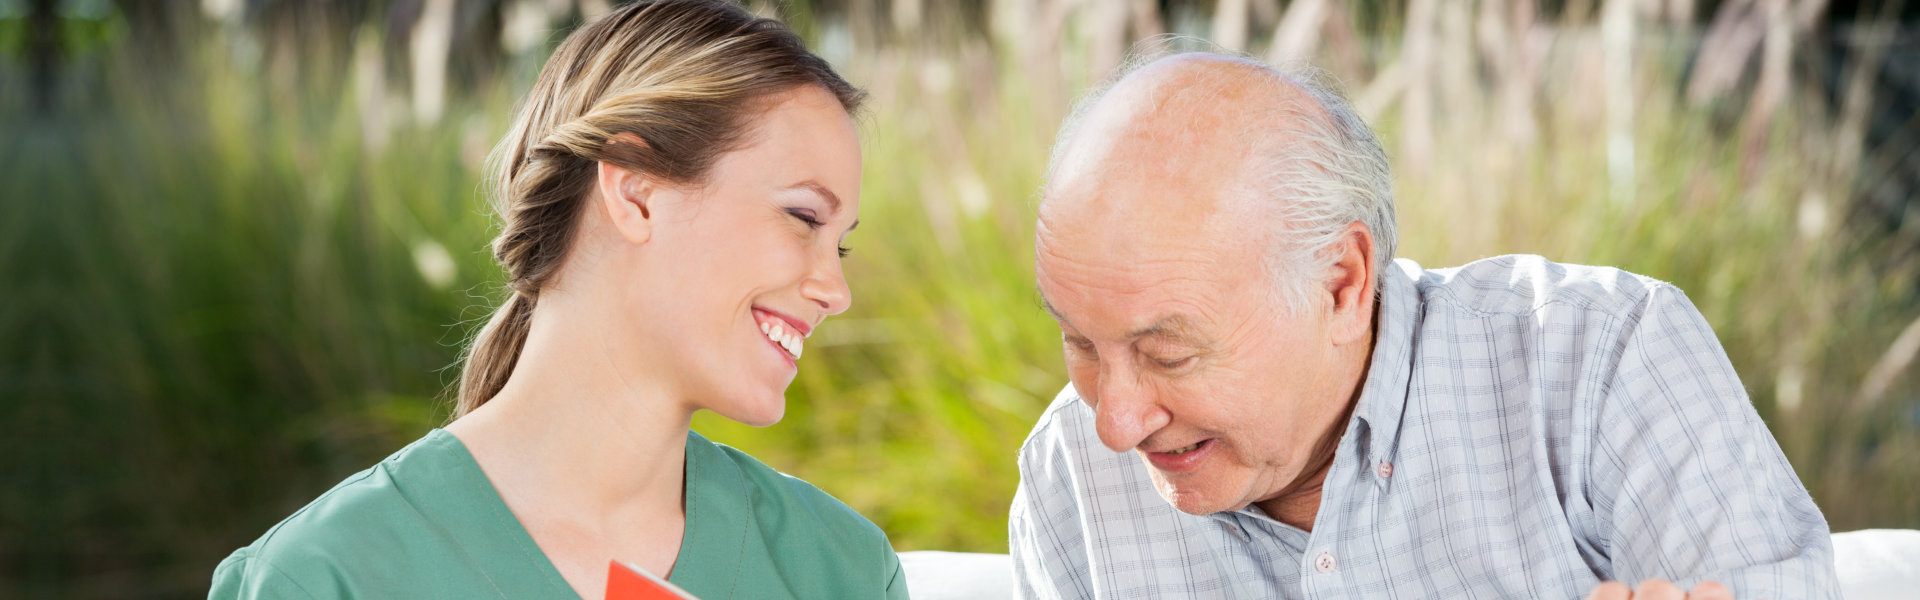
left=761, top=321, right=804, bottom=359
left=1165, top=442, right=1201, bottom=455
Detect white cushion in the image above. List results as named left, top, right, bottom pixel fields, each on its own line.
left=899, top=551, right=1014, bottom=600
left=900, top=530, right=1920, bottom=599
left=1833, top=529, right=1920, bottom=600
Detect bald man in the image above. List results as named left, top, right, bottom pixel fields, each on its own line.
left=1008, top=53, right=1837, bottom=600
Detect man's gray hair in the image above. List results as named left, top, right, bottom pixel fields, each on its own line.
left=1045, top=48, right=1397, bottom=313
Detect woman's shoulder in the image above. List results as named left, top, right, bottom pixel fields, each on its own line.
left=209, top=431, right=505, bottom=599
left=234, top=432, right=464, bottom=548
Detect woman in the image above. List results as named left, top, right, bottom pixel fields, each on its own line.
left=210, top=1, right=902, bottom=598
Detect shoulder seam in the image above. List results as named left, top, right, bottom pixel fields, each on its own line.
left=1016, top=393, right=1080, bottom=472
left=254, top=466, right=383, bottom=551
left=1421, top=278, right=1668, bottom=320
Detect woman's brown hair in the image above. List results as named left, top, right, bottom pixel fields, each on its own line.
left=456, top=0, right=865, bottom=417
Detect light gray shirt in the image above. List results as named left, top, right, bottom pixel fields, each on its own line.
left=1009, top=255, right=1837, bottom=599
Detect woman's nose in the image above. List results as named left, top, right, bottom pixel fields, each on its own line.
left=801, top=254, right=852, bottom=316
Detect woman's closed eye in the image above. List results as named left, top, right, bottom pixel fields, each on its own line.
left=786, top=208, right=852, bottom=258
left=786, top=207, right=826, bottom=229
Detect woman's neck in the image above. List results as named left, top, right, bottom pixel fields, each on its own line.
left=445, top=291, right=694, bottom=540
left=445, top=293, right=696, bottom=592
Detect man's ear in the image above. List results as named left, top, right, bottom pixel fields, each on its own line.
left=597, top=133, right=654, bottom=245
left=1322, top=222, right=1377, bottom=346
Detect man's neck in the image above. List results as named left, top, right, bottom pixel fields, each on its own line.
left=1252, top=298, right=1382, bottom=531
left=1252, top=410, right=1349, bottom=531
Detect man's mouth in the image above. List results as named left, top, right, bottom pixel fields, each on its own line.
left=1145, top=438, right=1216, bottom=473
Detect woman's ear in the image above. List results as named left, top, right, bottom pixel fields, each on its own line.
left=597, top=133, right=654, bottom=245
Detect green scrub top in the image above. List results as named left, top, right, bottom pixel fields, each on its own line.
left=209, top=429, right=908, bottom=599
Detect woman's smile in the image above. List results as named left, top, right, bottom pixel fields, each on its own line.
left=752, top=307, right=812, bottom=366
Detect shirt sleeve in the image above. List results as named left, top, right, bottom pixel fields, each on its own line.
left=1008, top=408, right=1096, bottom=600
left=1587, top=284, right=1839, bottom=599
left=208, top=549, right=322, bottom=600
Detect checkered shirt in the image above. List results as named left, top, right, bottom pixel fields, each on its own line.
left=1009, top=255, right=1837, bottom=600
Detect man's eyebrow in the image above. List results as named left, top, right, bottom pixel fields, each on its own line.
left=1128, top=315, right=1203, bottom=343
left=1039, top=296, right=1201, bottom=343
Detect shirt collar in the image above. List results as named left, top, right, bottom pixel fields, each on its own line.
left=409, top=429, right=581, bottom=598
left=1348, top=258, right=1422, bottom=487
left=672, top=431, right=750, bottom=596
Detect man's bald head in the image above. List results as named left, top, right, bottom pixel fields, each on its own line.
left=1039, top=52, right=1395, bottom=311
left=1046, top=54, right=1319, bottom=198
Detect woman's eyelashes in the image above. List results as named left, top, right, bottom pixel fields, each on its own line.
left=785, top=207, right=826, bottom=229
left=784, top=207, right=852, bottom=258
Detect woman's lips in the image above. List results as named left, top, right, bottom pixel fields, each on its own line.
left=753, top=307, right=812, bottom=337
left=1144, top=438, right=1216, bottom=474
left=751, top=308, right=805, bottom=364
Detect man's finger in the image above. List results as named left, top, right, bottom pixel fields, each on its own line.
left=1687, top=580, right=1733, bottom=600
left=1633, top=579, right=1684, bottom=600
left=1586, top=581, right=1632, bottom=600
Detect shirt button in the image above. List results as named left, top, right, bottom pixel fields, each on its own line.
left=1314, top=552, right=1337, bottom=573
left=1377, top=461, right=1394, bottom=478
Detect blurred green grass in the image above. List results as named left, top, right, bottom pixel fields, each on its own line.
left=10, top=2, right=1920, bottom=598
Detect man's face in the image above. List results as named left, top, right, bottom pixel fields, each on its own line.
left=1034, top=92, right=1372, bottom=515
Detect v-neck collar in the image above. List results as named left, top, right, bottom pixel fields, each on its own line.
left=403, top=429, right=748, bottom=599
left=668, top=431, right=752, bottom=599
left=395, top=429, right=579, bottom=598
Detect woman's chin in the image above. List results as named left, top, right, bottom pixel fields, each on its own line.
left=711, top=395, right=787, bottom=427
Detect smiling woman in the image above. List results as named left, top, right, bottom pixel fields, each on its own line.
left=207, top=1, right=903, bottom=599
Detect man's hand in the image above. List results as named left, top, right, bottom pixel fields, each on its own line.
left=1586, top=580, right=1734, bottom=600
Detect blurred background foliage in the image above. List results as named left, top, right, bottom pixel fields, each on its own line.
left=6, top=0, right=1920, bottom=597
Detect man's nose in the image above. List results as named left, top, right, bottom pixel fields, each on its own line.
left=1090, top=365, right=1171, bottom=452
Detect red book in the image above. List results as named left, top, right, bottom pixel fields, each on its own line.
left=605, top=560, right=700, bottom=600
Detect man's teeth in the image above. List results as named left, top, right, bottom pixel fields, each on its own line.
left=1165, top=442, right=1201, bottom=455
left=759, top=321, right=804, bottom=359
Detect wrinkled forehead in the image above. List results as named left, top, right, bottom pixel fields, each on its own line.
left=1034, top=181, right=1270, bottom=335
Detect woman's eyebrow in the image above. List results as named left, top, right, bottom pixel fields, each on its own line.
left=782, top=181, right=841, bottom=213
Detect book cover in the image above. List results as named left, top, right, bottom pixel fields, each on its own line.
left=605, top=560, right=700, bottom=600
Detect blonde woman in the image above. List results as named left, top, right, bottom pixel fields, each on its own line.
left=210, top=1, right=903, bottom=597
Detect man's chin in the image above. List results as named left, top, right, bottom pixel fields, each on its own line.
left=1153, top=480, right=1239, bottom=515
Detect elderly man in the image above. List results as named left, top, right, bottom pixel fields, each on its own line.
left=1008, top=52, right=1837, bottom=600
